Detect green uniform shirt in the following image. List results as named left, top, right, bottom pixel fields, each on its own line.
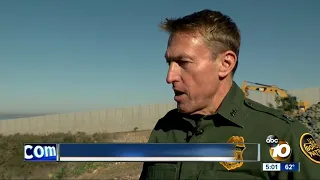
left=139, top=81, right=320, bottom=180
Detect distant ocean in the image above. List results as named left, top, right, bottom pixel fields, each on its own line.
left=0, top=113, right=54, bottom=120
left=0, top=116, right=24, bottom=120
left=0, top=115, right=44, bottom=120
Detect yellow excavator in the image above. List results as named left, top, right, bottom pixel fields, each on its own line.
left=241, top=81, right=310, bottom=112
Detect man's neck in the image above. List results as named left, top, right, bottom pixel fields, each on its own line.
left=191, top=78, right=233, bottom=116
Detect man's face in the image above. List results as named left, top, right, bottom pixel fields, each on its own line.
left=165, top=32, right=221, bottom=114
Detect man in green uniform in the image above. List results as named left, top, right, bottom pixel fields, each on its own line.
left=139, top=9, right=319, bottom=180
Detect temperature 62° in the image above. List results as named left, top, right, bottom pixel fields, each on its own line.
left=285, top=164, right=295, bottom=170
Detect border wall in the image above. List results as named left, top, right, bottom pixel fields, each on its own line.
left=1, top=88, right=319, bottom=135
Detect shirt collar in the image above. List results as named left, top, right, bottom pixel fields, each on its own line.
left=181, top=81, right=246, bottom=128
left=216, top=81, right=246, bottom=128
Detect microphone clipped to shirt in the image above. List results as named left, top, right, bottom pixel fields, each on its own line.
left=194, top=128, right=204, bottom=135
left=194, top=119, right=204, bottom=135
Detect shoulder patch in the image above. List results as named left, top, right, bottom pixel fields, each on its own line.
left=244, top=98, right=294, bottom=124
left=299, top=133, right=320, bottom=164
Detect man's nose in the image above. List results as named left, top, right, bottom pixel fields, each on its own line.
left=166, top=63, right=179, bottom=84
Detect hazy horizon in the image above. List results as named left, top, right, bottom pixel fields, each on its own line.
left=1, top=0, right=319, bottom=114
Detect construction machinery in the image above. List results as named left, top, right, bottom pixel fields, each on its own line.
left=241, top=81, right=310, bottom=112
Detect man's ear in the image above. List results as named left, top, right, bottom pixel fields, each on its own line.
left=218, top=50, right=237, bottom=78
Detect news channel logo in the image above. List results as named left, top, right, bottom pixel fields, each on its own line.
left=24, top=144, right=58, bottom=162
left=266, top=135, right=292, bottom=161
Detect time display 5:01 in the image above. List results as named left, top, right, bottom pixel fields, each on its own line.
left=262, top=163, right=281, bottom=171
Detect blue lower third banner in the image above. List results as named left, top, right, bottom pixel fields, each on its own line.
left=24, top=143, right=58, bottom=162
left=58, top=143, right=259, bottom=162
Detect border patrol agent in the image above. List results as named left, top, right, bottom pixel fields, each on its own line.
left=139, top=9, right=320, bottom=180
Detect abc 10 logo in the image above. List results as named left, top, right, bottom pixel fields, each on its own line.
left=266, top=135, right=292, bottom=161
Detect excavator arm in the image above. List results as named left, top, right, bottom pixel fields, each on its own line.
left=241, top=81, right=310, bottom=111
left=241, top=81, right=288, bottom=97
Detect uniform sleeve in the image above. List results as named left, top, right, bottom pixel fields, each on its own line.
left=280, top=121, right=320, bottom=179
left=139, top=129, right=158, bottom=180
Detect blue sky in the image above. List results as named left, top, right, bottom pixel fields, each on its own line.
left=1, top=0, right=319, bottom=114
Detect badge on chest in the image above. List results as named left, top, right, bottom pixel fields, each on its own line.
left=219, top=136, right=246, bottom=170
